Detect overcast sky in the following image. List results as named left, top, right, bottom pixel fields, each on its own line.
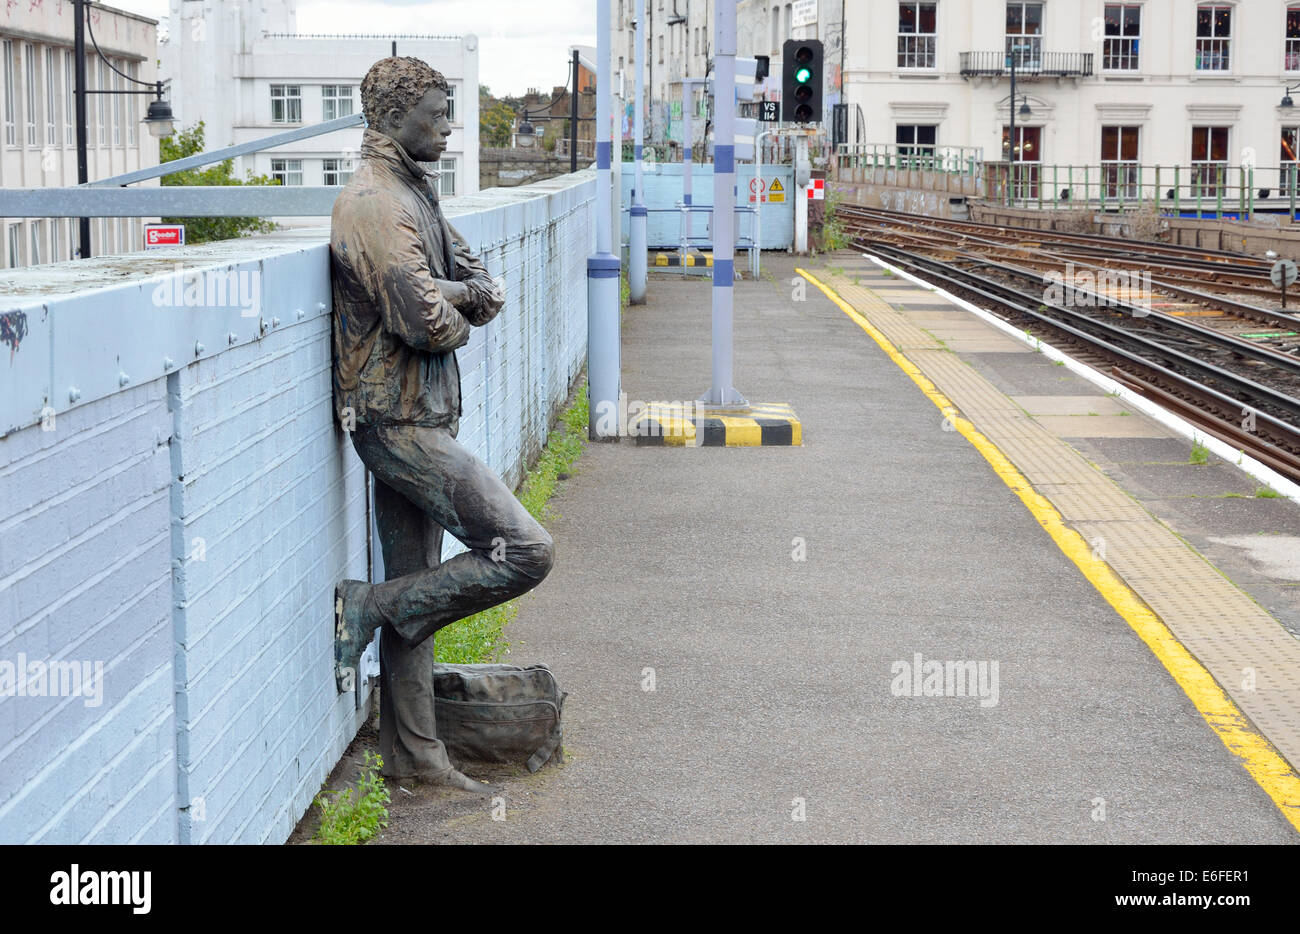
left=110, top=0, right=596, bottom=97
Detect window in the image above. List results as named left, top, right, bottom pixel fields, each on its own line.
left=1001, top=125, right=1041, bottom=198
left=63, top=50, right=74, bottom=146
left=8, top=223, right=21, bottom=267
left=896, top=124, right=937, bottom=157
left=1101, top=125, right=1139, bottom=198
left=323, top=157, right=353, bottom=186
left=1103, top=4, right=1140, bottom=71
left=25, top=43, right=37, bottom=147
left=1288, top=6, right=1300, bottom=72
left=322, top=84, right=354, bottom=121
left=270, top=158, right=303, bottom=185
left=44, top=48, right=56, bottom=146
left=445, top=84, right=455, bottom=123
left=3, top=41, right=15, bottom=146
left=772, top=5, right=780, bottom=53
left=97, top=58, right=107, bottom=145
left=1191, top=125, right=1229, bottom=193
left=1195, top=5, right=1231, bottom=71
left=437, top=157, right=456, bottom=197
left=898, top=3, right=937, bottom=69
left=1005, top=2, right=1043, bottom=69
left=658, top=36, right=663, bottom=64
left=29, top=221, right=42, bottom=266
left=127, top=61, right=137, bottom=144
left=270, top=85, right=301, bottom=123
left=1282, top=126, right=1300, bottom=194
left=112, top=64, right=122, bottom=145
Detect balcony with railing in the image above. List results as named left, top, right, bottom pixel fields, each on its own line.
left=959, top=51, right=1094, bottom=78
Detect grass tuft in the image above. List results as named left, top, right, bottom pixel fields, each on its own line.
left=313, top=751, right=390, bottom=845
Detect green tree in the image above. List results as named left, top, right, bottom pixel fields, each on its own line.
left=480, top=99, right=515, bottom=149
left=158, top=121, right=279, bottom=243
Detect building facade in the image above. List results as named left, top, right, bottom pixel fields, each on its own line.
left=615, top=0, right=842, bottom=152
left=1, top=1, right=159, bottom=267
left=845, top=0, right=1300, bottom=192
left=615, top=0, right=1300, bottom=193
left=161, top=0, right=479, bottom=224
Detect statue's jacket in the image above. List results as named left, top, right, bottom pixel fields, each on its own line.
left=330, top=128, right=504, bottom=431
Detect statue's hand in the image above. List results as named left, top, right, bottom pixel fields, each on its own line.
left=435, top=279, right=471, bottom=310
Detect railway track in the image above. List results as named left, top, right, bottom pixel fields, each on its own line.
left=836, top=212, right=1300, bottom=482
left=841, top=205, right=1294, bottom=313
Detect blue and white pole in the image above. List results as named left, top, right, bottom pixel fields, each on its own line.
left=587, top=0, right=621, bottom=439
left=681, top=81, right=693, bottom=209
left=629, top=0, right=648, bottom=304
left=700, top=0, right=746, bottom=407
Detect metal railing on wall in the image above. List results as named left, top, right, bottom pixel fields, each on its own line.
left=835, top=142, right=985, bottom=178
left=984, top=162, right=1300, bottom=219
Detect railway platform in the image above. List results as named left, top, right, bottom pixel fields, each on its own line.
left=326, top=252, right=1300, bottom=844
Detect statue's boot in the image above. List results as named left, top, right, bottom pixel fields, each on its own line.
left=334, top=579, right=382, bottom=693
left=422, top=766, right=495, bottom=795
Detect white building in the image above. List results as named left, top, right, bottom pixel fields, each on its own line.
left=1, top=1, right=159, bottom=267
left=161, top=0, right=479, bottom=224
left=617, top=1, right=1300, bottom=191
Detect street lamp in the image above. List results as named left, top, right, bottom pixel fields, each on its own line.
left=74, top=0, right=176, bottom=259
left=1282, top=82, right=1300, bottom=108
left=1006, top=45, right=1034, bottom=203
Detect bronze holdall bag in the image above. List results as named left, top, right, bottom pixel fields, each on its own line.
left=432, top=662, right=566, bottom=772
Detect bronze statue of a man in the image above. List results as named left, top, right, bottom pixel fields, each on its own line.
left=330, top=57, right=554, bottom=792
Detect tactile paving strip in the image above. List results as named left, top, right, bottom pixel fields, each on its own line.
left=821, top=269, right=1300, bottom=772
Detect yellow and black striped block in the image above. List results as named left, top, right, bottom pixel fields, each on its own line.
left=628, top=402, right=801, bottom=447
left=654, top=251, right=713, bottom=267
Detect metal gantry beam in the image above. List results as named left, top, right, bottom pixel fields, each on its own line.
left=88, top=114, right=365, bottom=187
left=0, top=186, right=346, bottom=217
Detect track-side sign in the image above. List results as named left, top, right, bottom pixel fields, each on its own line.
left=144, top=224, right=185, bottom=249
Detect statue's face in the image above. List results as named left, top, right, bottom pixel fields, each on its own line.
left=388, top=87, right=451, bottom=163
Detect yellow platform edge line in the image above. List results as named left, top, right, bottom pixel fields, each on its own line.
left=796, top=266, right=1300, bottom=834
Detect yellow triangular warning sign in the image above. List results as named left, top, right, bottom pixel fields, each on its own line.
left=769, top=178, right=784, bottom=192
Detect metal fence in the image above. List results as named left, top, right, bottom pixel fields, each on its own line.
left=835, top=142, right=985, bottom=178
left=985, top=162, right=1300, bottom=218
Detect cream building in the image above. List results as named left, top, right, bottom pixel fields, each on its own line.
left=617, top=1, right=1300, bottom=192
left=162, top=0, right=480, bottom=225
left=1, top=1, right=159, bottom=267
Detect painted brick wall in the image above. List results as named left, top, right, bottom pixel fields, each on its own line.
left=0, top=381, right=177, bottom=844
left=0, top=170, right=595, bottom=843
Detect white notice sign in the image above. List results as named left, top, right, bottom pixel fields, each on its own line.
left=792, top=0, right=818, bottom=28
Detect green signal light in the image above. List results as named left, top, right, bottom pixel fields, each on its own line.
left=795, top=66, right=812, bottom=83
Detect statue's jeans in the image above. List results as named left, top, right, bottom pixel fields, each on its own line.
left=352, top=422, right=554, bottom=778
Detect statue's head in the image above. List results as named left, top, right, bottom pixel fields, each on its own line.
left=361, top=56, right=451, bottom=163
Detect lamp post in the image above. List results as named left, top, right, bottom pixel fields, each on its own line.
left=74, top=0, right=174, bottom=260
left=1006, top=47, right=1031, bottom=203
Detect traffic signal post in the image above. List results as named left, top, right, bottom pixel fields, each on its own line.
left=781, top=38, right=823, bottom=123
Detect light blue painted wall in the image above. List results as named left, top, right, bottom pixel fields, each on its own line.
left=0, top=170, right=596, bottom=843
left=620, top=162, right=795, bottom=250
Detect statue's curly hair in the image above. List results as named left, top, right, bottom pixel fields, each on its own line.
left=361, top=57, right=449, bottom=131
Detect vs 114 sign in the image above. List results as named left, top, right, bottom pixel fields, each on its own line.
left=759, top=100, right=780, bottom=122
